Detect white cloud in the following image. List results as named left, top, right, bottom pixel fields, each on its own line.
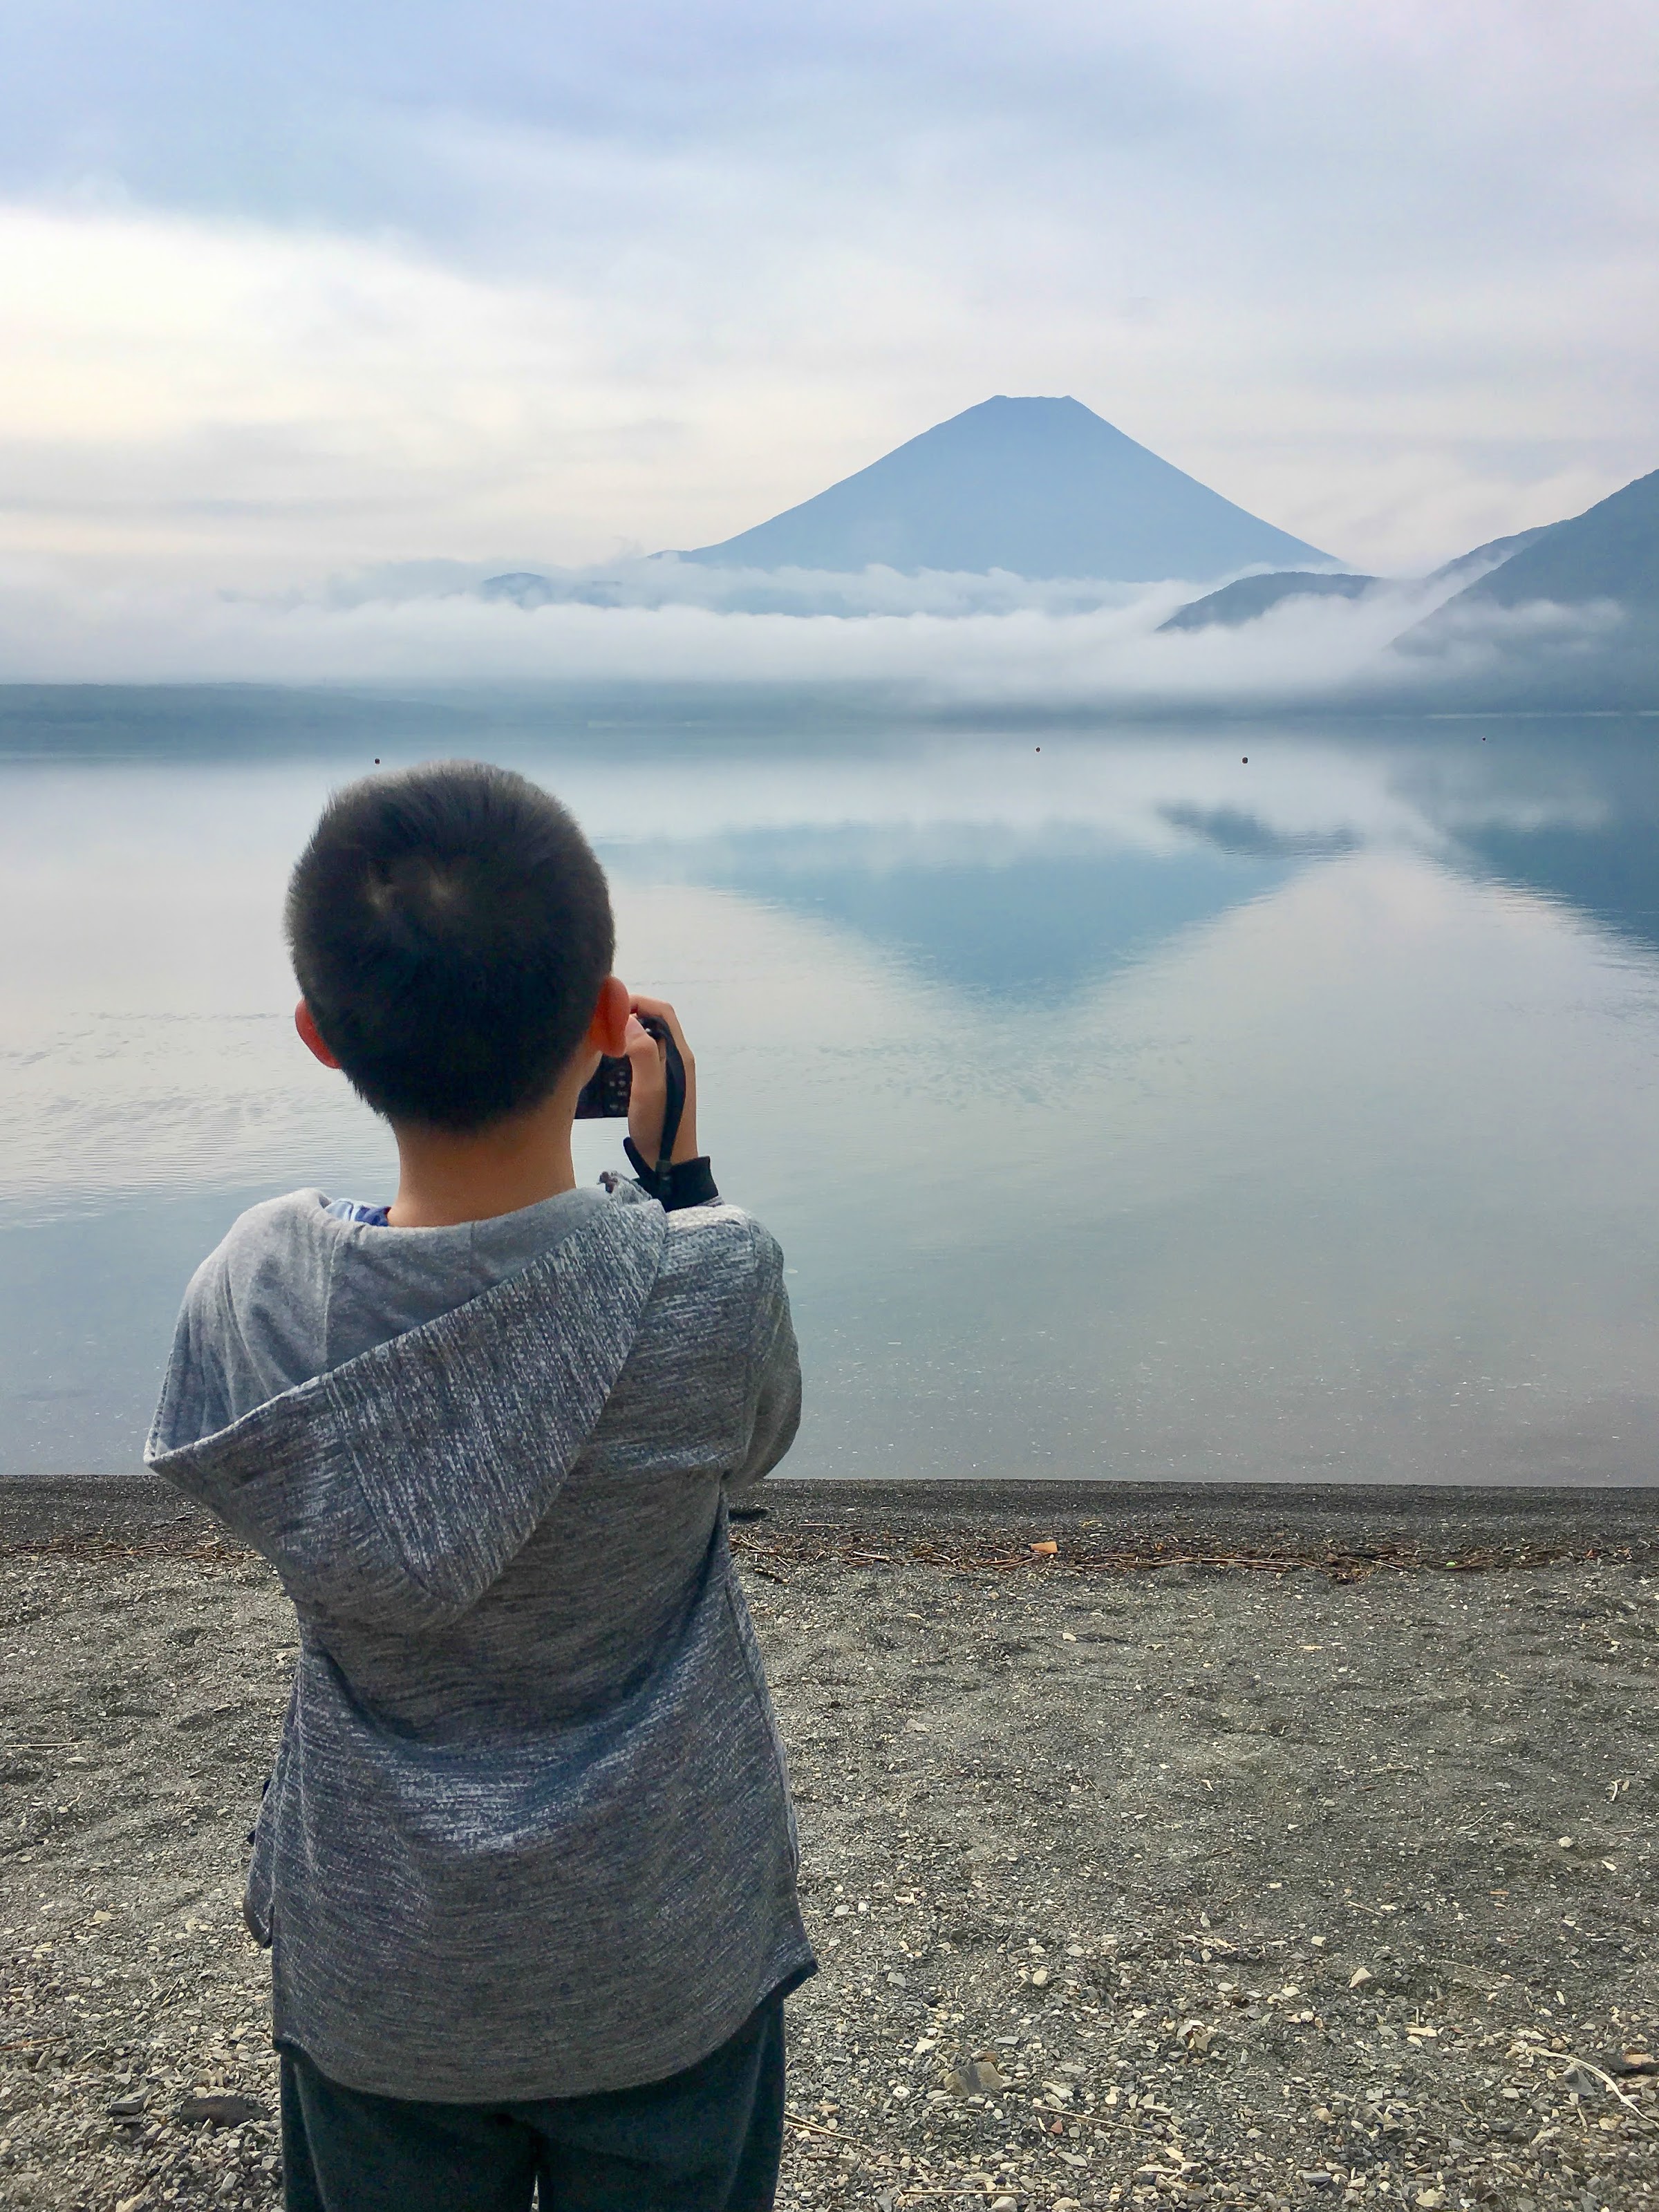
left=0, top=205, right=637, bottom=581
left=0, top=1, right=1653, bottom=592
left=0, top=554, right=1559, bottom=707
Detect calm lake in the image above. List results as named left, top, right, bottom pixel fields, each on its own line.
left=3, top=689, right=1657, bottom=1485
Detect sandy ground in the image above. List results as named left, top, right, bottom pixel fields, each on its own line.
left=1, top=1479, right=1656, bottom=2212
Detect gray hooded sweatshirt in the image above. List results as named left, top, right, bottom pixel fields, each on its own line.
left=145, top=1181, right=811, bottom=2104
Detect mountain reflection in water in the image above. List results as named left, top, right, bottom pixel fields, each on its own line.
left=657, top=834, right=1293, bottom=999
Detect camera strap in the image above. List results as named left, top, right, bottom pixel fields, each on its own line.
left=653, top=1027, right=688, bottom=1178
left=620, top=1022, right=695, bottom=1203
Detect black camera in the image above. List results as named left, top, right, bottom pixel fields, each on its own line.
left=574, top=1012, right=681, bottom=1123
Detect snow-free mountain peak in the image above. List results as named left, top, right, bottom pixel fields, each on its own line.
left=677, top=395, right=1334, bottom=582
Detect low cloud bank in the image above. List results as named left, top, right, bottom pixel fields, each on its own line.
left=319, top=556, right=1162, bottom=621
left=0, top=558, right=1635, bottom=713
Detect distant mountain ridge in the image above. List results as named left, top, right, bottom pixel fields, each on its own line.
left=1159, top=571, right=1381, bottom=633
left=675, top=395, right=1333, bottom=582
left=1422, top=469, right=1659, bottom=621
left=1159, top=478, right=1656, bottom=648
left=1424, top=525, right=1550, bottom=588
left=1389, top=468, right=1659, bottom=710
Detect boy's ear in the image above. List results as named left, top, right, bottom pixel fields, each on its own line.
left=295, top=1000, right=343, bottom=1070
left=586, top=975, right=632, bottom=1060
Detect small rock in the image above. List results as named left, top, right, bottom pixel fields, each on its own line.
left=1562, top=2063, right=1600, bottom=2095
left=1619, top=2050, right=1656, bottom=2074
left=176, top=1703, right=238, bottom=1734
left=1348, top=1967, right=1372, bottom=1989
left=176, top=2092, right=267, bottom=2128
left=945, top=2056, right=1006, bottom=2096
left=1299, top=2175, right=1335, bottom=2191
left=106, top=2092, right=148, bottom=2119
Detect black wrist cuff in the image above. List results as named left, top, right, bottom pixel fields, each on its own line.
left=623, top=1140, right=720, bottom=1211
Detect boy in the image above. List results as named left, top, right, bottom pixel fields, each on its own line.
left=146, top=761, right=812, bottom=2211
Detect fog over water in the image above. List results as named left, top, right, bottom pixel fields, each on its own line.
left=0, top=562, right=1609, bottom=712
left=2, top=695, right=1656, bottom=1485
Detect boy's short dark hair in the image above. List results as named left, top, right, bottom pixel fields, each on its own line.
left=286, top=760, right=615, bottom=1132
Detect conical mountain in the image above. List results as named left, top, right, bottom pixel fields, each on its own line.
left=677, top=396, right=1333, bottom=581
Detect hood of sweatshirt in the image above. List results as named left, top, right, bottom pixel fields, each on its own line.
left=147, top=1195, right=668, bottom=1633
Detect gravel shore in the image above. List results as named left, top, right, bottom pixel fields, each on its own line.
left=2, top=1479, right=1656, bottom=2212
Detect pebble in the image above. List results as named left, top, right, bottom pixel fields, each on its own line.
left=946, top=2056, right=1008, bottom=2096
left=176, top=2091, right=268, bottom=2127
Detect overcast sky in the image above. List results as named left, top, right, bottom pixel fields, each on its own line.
left=3, top=0, right=1656, bottom=592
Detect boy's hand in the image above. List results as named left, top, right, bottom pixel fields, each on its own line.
left=625, top=996, right=700, bottom=1166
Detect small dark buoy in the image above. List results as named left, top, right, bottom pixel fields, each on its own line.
left=1035, top=746, right=1040, bottom=753
left=1242, top=756, right=1248, bottom=764
left=374, top=757, right=381, bottom=764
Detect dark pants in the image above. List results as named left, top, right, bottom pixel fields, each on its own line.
left=279, top=1999, right=786, bottom=2212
